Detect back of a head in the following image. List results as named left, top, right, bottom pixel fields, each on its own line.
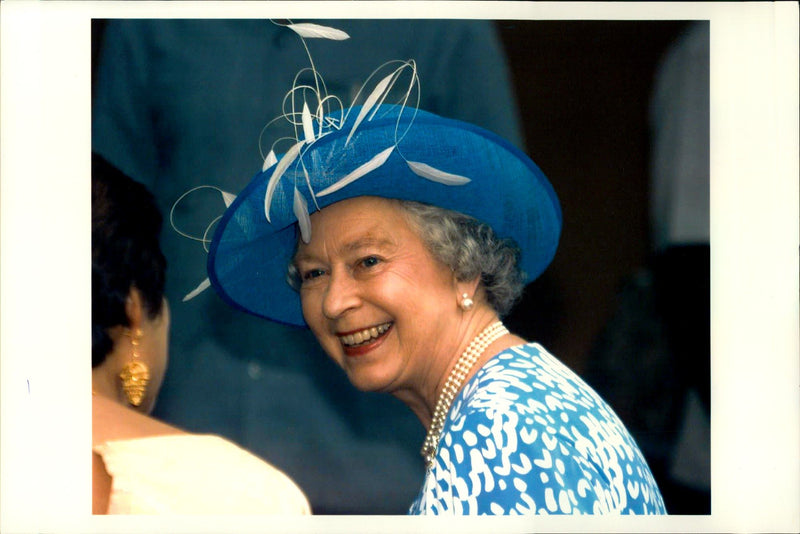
left=92, top=153, right=166, bottom=367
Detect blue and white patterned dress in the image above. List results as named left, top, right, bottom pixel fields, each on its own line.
left=409, top=343, right=667, bottom=515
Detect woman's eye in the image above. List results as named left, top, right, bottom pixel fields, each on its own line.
left=360, top=256, right=381, bottom=268
left=302, top=268, right=326, bottom=281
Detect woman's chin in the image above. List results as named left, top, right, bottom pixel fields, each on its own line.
left=343, top=367, right=395, bottom=393
left=345, top=374, right=382, bottom=393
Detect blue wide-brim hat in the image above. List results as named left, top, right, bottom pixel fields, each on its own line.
left=207, top=104, right=562, bottom=327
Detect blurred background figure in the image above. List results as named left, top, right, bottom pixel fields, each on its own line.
left=92, top=153, right=310, bottom=514
left=585, top=21, right=710, bottom=514
left=92, top=19, right=524, bottom=513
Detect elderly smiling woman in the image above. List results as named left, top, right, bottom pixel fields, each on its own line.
left=180, top=21, right=666, bottom=515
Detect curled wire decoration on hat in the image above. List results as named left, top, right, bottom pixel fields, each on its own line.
left=172, top=19, right=472, bottom=302
left=259, top=20, right=470, bottom=243
left=170, top=185, right=236, bottom=251
left=169, top=185, right=237, bottom=301
left=260, top=58, right=427, bottom=238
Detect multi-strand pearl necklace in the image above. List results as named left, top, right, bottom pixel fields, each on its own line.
left=420, top=320, right=509, bottom=468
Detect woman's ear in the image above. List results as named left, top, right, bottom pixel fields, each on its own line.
left=124, top=286, right=146, bottom=330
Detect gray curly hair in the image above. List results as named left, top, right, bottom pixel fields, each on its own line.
left=288, top=199, right=525, bottom=317
left=397, top=200, right=525, bottom=317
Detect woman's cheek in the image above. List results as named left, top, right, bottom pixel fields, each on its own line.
left=299, top=288, right=320, bottom=321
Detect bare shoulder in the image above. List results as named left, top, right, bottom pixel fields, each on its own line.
left=92, top=451, right=111, bottom=514
left=92, top=395, right=186, bottom=447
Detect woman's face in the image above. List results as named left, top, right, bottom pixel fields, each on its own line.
left=295, top=196, right=464, bottom=395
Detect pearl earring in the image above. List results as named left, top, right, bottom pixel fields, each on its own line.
left=460, top=293, right=474, bottom=311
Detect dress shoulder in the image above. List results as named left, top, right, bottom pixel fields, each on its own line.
left=94, top=434, right=310, bottom=514
left=411, top=343, right=666, bottom=515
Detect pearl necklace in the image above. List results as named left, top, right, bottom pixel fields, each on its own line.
left=420, top=320, right=508, bottom=468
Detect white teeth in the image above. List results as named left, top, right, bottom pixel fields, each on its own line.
left=340, top=323, right=391, bottom=346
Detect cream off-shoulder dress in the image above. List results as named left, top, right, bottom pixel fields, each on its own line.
left=93, top=434, right=310, bottom=514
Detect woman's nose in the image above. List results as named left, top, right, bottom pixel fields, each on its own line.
left=322, top=269, right=360, bottom=319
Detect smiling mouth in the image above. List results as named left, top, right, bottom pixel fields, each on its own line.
left=338, top=322, right=392, bottom=347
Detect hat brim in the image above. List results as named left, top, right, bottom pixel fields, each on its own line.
left=208, top=107, right=562, bottom=327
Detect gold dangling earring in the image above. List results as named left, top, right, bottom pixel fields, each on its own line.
left=459, top=293, right=474, bottom=311
left=119, top=328, right=149, bottom=407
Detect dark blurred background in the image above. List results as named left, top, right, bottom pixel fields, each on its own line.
left=499, top=20, right=710, bottom=515
left=92, top=18, right=709, bottom=514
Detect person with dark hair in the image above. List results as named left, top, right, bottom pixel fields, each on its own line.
left=91, top=153, right=310, bottom=514
left=92, top=153, right=168, bottom=407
